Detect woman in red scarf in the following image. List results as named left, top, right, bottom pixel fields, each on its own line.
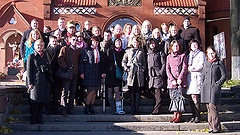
left=201, top=46, right=226, bottom=133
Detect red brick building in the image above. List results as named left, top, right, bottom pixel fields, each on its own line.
left=0, top=0, right=231, bottom=78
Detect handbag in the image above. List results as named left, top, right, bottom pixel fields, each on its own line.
left=56, top=66, right=73, bottom=80
left=169, top=86, right=185, bottom=112
left=116, top=66, right=123, bottom=80
left=56, top=47, right=73, bottom=80
left=169, top=97, right=185, bottom=113
left=113, top=52, right=123, bottom=80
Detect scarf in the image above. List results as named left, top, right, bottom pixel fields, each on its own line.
left=115, top=47, right=122, bottom=52
left=188, top=49, right=200, bottom=66
left=91, top=45, right=100, bottom=63
left=208, top=57, right=217, bottom=63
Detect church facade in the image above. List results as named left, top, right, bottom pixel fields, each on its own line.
left=0, top=0, right=231, bottom=78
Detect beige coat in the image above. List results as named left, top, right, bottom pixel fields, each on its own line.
left=122, top=48, right=146, bottom=87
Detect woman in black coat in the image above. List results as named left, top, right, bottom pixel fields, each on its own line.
left=27, top=39, right=50, bottom=124
left=147, top=38, right=166, bottom=115
left=105, top=38, right=125, bottom=114
left=79, top=36, right=106, bottom=115
left=201, top=46, right=226, bottom=133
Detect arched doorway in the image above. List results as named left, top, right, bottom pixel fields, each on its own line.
left=102, top=14, right=142, bottom=32
left=107, top=17, right=138, bottom=30
left=0, top=30, right=22, bottom=73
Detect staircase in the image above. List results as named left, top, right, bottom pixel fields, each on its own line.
left=1, top=85, right=240, bottom=134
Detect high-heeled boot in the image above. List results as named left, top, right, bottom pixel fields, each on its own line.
left=169, top=112, right=177, bottom=123
left=174, top=112, right=182, bottom=123
left=194, top=102, right=201, bottom=123
left=84, top=105, right=91, bottom=115
left=90, top=104, right=96, bottom=115
left=189, top=100, right=196, bottom=123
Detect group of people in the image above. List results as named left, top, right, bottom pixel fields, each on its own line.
left=19, top=16, right=226, bottom=133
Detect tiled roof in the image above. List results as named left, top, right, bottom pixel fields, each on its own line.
left=54, top=0, right=97, bottom=7
left=206, top=0, right=230, bottom=13
left=153, top=0, right=197, bottom=7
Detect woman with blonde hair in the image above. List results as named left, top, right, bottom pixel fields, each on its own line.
left=123, top=23, right=133, bottom=40
left=165, top=25, right=185, bottom=55
left=128, top=25, right=146, bottom=49
left=141, top=20, right=152, bottom=41
left=151, top=28, right=165, bottom=52
left=23, top=29, right=42, bottom=70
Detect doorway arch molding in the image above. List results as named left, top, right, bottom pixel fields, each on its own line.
left=101, top=11, right=143, bottom=31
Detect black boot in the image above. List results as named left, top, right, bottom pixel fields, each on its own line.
left=135, top=92, right=140, bottom=115
left=84, top=105, right=91, bottom=115
left=189, top=100, right=196, bottom=123
left=194, top=102, right=201, bottom=123
left=90, top=104, right=96, bottom=115
left=130, top=93, right=135, bottom=115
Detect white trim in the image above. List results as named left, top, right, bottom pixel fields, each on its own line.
left=206, top=17, right=231, bottom=22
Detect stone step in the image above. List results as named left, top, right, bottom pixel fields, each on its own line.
left=7, top=113, right=240, bottom=123
left=12, top=104, right=240, bottom=114
left=4, top=121, right=240, bottom=132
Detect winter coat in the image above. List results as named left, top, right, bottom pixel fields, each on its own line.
left=105, top=48, right=125, bottom=86
left=186, top=50, right=206, bottom=95
left=79, top=46, right=106, bottom=87
left=147, top=48, right=166, bottom=89
left=201, top=59, right=226, bottom=105
left=166, top=52, right=188, bottom=89
left=122, top=47, right=147, bottom=87
left=178, top=25, right=201, bottom=54
left=58, top=46, right=81, bottom=75
left=27, top=51, right=50, bottom=103
left=45, top=45, right=62, bottom=75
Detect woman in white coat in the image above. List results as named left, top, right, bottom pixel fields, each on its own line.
left=186, top=39, right=206, bottom=123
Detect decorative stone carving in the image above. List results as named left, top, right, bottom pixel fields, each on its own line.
left=108, top=0, right=141, bottom=6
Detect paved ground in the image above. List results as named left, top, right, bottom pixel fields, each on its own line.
left=8, top=131, right=240, bottom=135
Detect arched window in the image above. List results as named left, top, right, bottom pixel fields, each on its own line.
left=107, top=17, right=138, bottom=30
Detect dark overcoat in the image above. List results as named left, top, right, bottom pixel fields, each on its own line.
left=27, top=52, right=50, bottom=103
left=105, top=48, right=125, bottom=87
left=147, top=48, right=166, bottom=89
left=201, top=60, right=226, bottom=105
left=79, top=47, right=105, bottom=87
left=45, top=45, right=62, bottom=75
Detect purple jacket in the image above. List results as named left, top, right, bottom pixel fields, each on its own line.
left=166, top=52, right=188, bottom=88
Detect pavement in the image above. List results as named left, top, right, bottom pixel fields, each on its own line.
left=8, top=131, right=240, bottom=135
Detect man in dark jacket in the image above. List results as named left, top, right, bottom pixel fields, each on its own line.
left=178, top=16, right=201, bottom=55
left=58, top=35, right=81, bottom=115
left=45, top=36, right=62, bottom=114
left=51, top=17, right=67, bottom=38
